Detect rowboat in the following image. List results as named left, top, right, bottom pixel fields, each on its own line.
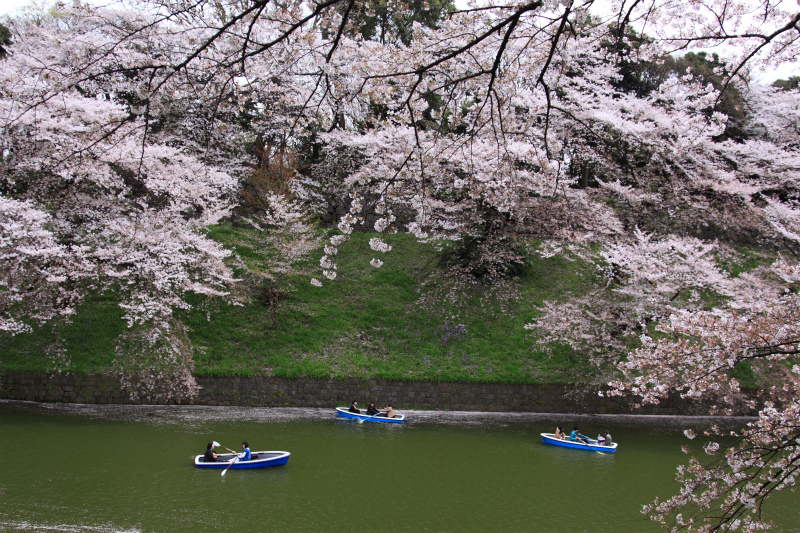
left=335, top=407, right=405, bottom=424
left=540, top=433, right=618, bottom=452
left=194, top=451, right=291, bottom=469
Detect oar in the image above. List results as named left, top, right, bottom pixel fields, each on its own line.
left=213, top=441, right=237, bottom=454
left=358, top=413, right=381, bottom=424
left=580, top=435, right=608, bottom=454
left=221, top=454, right=238, bottom=476
left=212, top=441, right=238, bottom=464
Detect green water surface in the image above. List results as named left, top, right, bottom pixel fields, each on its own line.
left=0, top=402, right=797, bottom=533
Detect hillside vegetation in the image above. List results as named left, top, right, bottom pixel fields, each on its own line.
left=2, top=226, right=608, bottom=384
left=2, top=224, right=771, bottom=388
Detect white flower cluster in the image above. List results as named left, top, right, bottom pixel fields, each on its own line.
left=369, top=237, right=392, bottom=253
left=324, top=245, right=338, bottom=255
left=319, top=255, right=336, bottom=269
left=370, top=258, right=383, bottom=268
left=703, top=441, right=721, bottom=455
left=310, top=278, right=323, bottom=287
left=535, top=241, right=562, bottom=259
left=374, top=218, right=389, bottom=233
left=330, top=234, right=349, bottom=246
left=337, top=213, right=358, bottom=234
left=323, top=270, right=337, bottom=280
left=407, top=222, right=428, bottom=239
left=374, top=213, right=396, bottom=233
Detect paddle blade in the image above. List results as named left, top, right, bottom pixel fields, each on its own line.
left=221, top=458, right=236, bottom=476
left=212, top=441, right=221, bottom=447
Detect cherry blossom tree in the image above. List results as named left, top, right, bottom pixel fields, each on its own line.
left=525, top=77, right=799, bottom=531
left=7, top=0, right=794, bottom=286
left=528, top=77, right=800, bottom=527
left=1, top=6, right=244, bottom=398
left=600, top=254, right=799, bottom=532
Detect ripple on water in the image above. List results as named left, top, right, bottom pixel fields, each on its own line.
left=0, top=519, right=141, bottom=533
left=0, top=400, right=758, bottom=431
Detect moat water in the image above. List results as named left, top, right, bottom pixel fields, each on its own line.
left=1, top=401, right=798, bottom=533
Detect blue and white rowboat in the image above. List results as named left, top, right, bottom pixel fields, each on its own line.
left=336, top=407, right=405, bottom=424
left=541, top=433, right=618, bottom=452
left=194, top=451, right=290, bottom=469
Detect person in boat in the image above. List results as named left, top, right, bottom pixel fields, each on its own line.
left=349, top=400, right=361, bottom=414
left=597, top=433, right=606, bottom=445
left=603, top=430, right=613, bottom=446
left=379, top=403, right=397, bottom=418
left=239, top=441, right=252, bottom=461
left=204, top=442, right=218, bottom=462
left=554, top=425, right=567, bottom=440
left=366, top=402, right=380, bottom=416
left=570, top=426, right=589, bottom=444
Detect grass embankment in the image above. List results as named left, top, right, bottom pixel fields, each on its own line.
left=189, top=228, right=606, bottom=383
left=3, top=225, right=768, bottom=386
left=1, top=226, right=607, bottom=384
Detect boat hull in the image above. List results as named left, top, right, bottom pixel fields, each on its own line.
left=540, top=433, right=618, bottom=452
left=336, top=407, right=405, bottom=423
left=194, top=451, right=290, bottom=469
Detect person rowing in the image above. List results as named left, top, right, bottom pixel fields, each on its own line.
left=570, top=426, right=589, bottom=444
left=379, top=403, right=396, bottom=418
left=204, top=442, right=218, bottom=462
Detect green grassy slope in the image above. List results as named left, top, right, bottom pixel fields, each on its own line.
left=0, top=226, right=607, bottom=384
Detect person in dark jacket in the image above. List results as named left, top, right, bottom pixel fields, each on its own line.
left=349, top=400, right=361, bottom=413
left=366, top=402, right=380, bottom=416
left=204, top=442, right=218, bottom=462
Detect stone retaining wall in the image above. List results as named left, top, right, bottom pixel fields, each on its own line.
left=0, top=370, right=758, bottom=415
